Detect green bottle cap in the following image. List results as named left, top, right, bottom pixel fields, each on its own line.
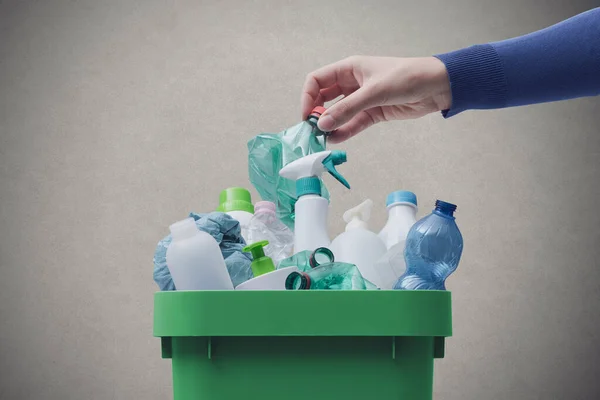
left=243, top=240, right=276, bottom=277
left=216, top=187, right=254, bottom=214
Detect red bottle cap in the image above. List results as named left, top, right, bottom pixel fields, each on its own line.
left=310, top=106, right=326, bottom=117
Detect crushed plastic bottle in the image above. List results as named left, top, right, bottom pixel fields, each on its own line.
left=278, top=250, right=312, bottom=272
left=277, top=247, right=335, bottom=273
left=247, top=201, right=294, bottom=265
left=285, top=262, right=367, bottom=290
left=394, top=200, right=463, bottom=290
left=364, top=279, right=380, bottom=290
left=247, top=107, right=330, bottom=230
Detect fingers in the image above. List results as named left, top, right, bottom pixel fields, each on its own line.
left=301, top=58, right=359, bottom=119
left=317, top=85, right=383, bottom=132
left=327, top=107, right=384, bottom=144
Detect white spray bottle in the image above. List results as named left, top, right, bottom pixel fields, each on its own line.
left=279, top=150, right=350, bottom=253
left=329, top=199, right=387, bottom=288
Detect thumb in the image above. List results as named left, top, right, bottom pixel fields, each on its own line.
left=317, top=86, right=380, bottom=132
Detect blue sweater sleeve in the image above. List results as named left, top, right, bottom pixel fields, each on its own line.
left=434, top=8, right=600, bottom=117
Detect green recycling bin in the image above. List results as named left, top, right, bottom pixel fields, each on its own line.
left=154, top=290, right=452, bottom=400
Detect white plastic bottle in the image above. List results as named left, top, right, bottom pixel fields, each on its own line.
left=166, top=217, right=234, bottom=290
left=374, top=191, right=418, bottom=289
left=279, top=150, right=350, bottom=253
left=330, top=199, right=387, bottom=287
left=216, top=187, right=254, bottom=242
left=378, top=191, right=418, bottom=249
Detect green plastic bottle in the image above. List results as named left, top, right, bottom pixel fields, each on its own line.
left=285, top=262, right=367, bottom=290
left=277, top=247, right=335, bottom=273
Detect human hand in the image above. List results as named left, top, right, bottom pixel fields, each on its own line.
left=301, top=56, right=451, bottom=143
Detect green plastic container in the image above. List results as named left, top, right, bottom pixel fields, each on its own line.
left=154, top=290, right=452, bottom=400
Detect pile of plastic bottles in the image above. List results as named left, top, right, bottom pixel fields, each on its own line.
left=154, top=108, right=463, bottom=292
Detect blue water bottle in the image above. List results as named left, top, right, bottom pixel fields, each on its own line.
left=393, top=200, right=463, bottom=290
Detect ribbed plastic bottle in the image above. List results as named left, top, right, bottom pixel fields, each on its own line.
left=216, top=187, right=254, bottom=242
left=393, top=200, right=463, bottom=290
left=247, top=201, right=294, bottom=264
left=166, top=217, right=234, bottom=290
left=329, top=199, right=387, bottom=287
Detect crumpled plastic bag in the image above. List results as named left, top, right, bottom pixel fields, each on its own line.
left=248, top=120, right=328, bottom=230
left=153, top=212, right=254, bottom=290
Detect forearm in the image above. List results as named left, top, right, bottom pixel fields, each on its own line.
left=435, top=7, right=600, bottom=117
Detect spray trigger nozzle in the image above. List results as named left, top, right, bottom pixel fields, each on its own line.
left=322, top=150, right=350, bottom=189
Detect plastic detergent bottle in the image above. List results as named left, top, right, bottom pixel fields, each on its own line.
left=378, top=190, right=418, bottom=249
left=285, top=262, right=367, bottom=290
left=329, top=199, right=387, bottom=288
left=235, top=240, right=298, bottom=290
left=247, top=201, right=294, bottom=264
left=279, top=150, right=350, bottom=252
left=216, top=187, right=254, bottom=242
left=166, top=217, right=234, bottom=290
left=394, top=200, right=463, bottom=290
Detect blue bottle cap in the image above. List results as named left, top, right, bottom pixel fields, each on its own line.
left=386, top=191, right=417, bottom=207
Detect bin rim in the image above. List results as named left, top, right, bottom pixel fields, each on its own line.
left=153, top=290, right=452, bottom=338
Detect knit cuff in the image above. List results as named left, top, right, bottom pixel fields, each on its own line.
left=434, top=44, right=508, bottom=118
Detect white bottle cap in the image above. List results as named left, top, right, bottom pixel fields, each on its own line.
left=169, top=217, right=199, bottom=241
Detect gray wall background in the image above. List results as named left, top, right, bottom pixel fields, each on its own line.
left=1, top=0, right=599, bottom=399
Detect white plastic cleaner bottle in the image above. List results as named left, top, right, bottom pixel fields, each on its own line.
left=378, top=190, right=418, bottom=249
left=279, top=150, right=350, bottom=253
left=166, top=217, right=234, bottom=290
left=216, top=187, right=254, bottom=242
left=330, top=199, right=387, bottom=287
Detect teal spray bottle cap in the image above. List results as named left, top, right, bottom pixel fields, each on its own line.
left=279, top=150, right=350, bottom=197
left=243, top=240, right=276, bottom=277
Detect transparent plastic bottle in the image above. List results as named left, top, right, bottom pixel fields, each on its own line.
left=393, top=200, right=463, bottom=290
left=247, top=201, right=294, bottom=264
left=285, top=262, right=367, bottom=290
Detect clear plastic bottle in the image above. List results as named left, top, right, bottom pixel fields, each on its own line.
left=166, top=217, right=234, bottom=290
left=285, top=262, right=367, bottom=290
left=393, top=200, right=463, bottom=290
left=247, top=201, right=294, bottom=264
